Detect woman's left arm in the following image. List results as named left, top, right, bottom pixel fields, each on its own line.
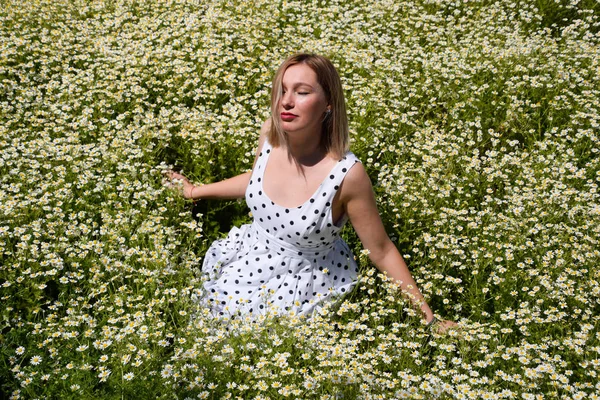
left=341, top=163, right=456, bottom=330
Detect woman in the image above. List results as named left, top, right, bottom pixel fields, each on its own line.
left=168, top=53, right=455, bottom=331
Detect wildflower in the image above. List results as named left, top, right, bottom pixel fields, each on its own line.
left=98, top=369, right=111, bottom=382
left=30, top=356, right=42, bottom=366
left=303, top=379, right=318, bottom=390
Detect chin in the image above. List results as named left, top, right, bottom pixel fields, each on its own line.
left=280, top=121, right=300, bottom=131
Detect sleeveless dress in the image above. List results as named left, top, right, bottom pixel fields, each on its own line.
left=200, top=140, right=360, bottom=317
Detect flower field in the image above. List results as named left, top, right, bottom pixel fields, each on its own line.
left=1, top=0, right=600, bottom=398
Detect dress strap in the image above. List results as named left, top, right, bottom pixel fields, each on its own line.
left=255, top=140, right=272, bottom=167
left=250, top=139, right=273, bottom=181
left=323, top=151, right=361, bottom=196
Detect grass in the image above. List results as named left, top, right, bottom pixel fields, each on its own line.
left=1, top=0, right=599, bottom=398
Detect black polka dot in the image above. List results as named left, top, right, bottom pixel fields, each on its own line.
left=204, top=151, right=359, bottom=315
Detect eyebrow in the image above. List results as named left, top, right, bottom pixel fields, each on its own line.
left=282, top=82, right=315, bottom=89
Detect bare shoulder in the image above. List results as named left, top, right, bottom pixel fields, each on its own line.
left=252, top=118, right=272, bottom=168
left=259, top=118, right=271, bottom=140
left=259, top=118, right=272, bottom=146
left=261, top=117, right=272, bottom=131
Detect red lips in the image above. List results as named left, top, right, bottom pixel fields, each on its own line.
left=280, top=112, right=297, bottom=121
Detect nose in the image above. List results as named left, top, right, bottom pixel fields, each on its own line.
left=281, top=91, right=293, bottom=109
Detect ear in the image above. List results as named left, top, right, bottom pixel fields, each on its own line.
left=322, top=107, right=332, bottom=123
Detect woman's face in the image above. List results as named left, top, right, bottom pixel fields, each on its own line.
left=279, top=63, right=329, bottom=137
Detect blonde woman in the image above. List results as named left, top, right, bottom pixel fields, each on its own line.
left=168, top=53, right=456, bottom=331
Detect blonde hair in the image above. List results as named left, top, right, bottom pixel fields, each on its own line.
left=268, top=53, right=349, bottom=160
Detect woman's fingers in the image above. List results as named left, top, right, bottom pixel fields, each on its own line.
left=164, top=170, right=187, bottom=181
left=434, top=319, right=458, bottom=334
left=162, top=170, right=190, bottom=195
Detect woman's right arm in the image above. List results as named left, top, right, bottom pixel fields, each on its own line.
left=167, top=119, right=270, bottom=201
left=169, top=170, right=251, bottom=200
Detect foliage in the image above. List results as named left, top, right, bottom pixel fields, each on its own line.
left=1, top=0, right=599, bottom=398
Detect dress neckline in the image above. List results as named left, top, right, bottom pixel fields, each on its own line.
left=259, top=141, right=342, bottom=210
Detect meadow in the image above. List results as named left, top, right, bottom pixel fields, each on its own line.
left=1, top=0, right=599, bottom=398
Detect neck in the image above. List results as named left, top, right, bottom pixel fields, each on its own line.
left=285, top=130, right=327, bottom=167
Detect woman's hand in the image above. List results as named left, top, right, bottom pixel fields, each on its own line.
left=164, top=170, right=196, bottom=199
left=430, top=318, right=458, bottom=334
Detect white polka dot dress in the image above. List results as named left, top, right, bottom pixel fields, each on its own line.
left=200, top=140, right=360, bottom=317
